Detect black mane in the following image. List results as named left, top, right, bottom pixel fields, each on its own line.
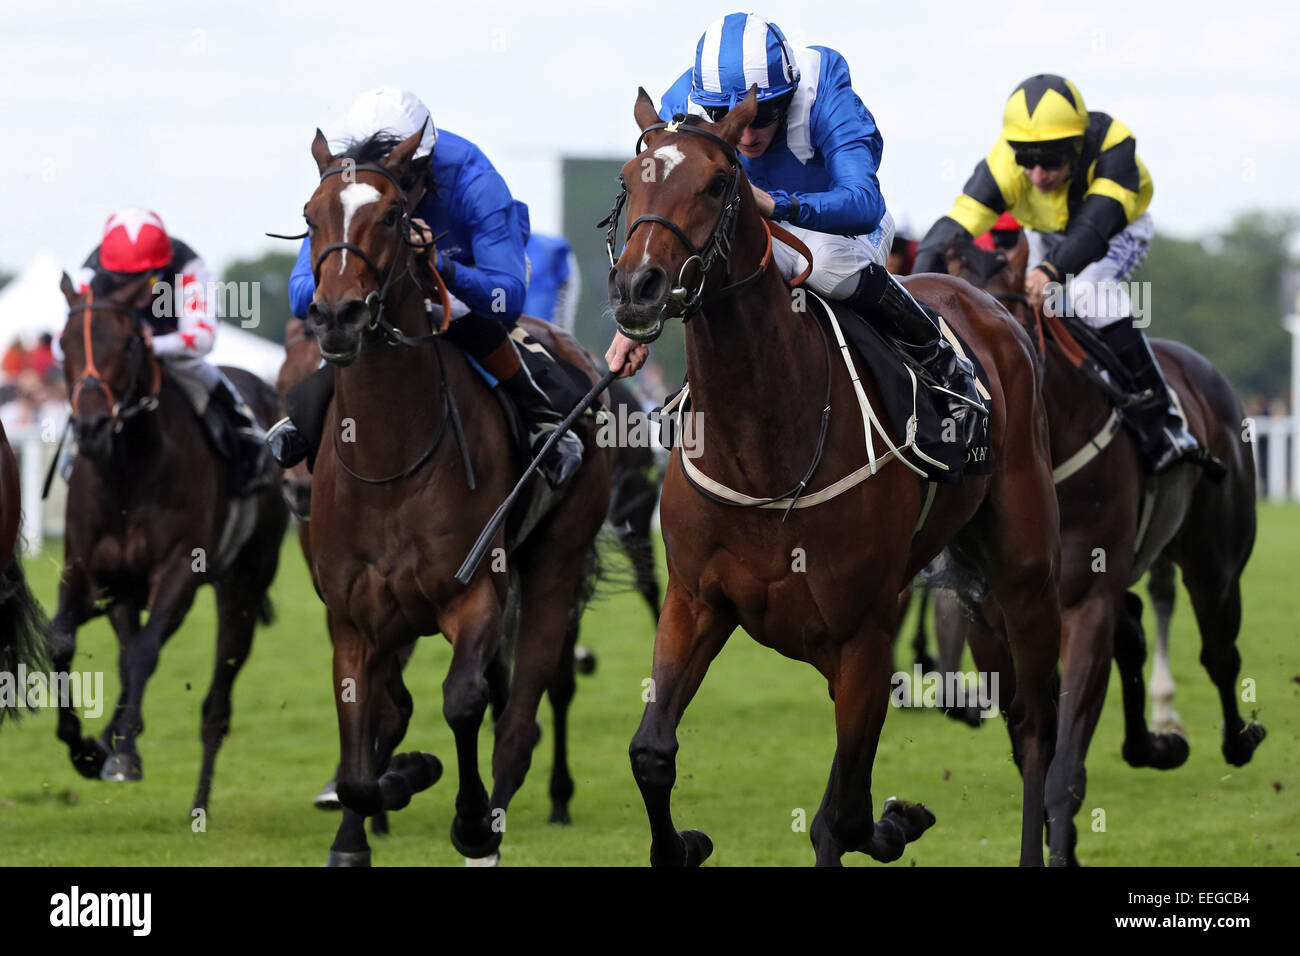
left=946, top=237, right=1008, bottom=283
left=338, top=131, right=406, bottom=164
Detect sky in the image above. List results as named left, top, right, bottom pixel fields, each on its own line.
left=2, top=0, right=1298, bottom=277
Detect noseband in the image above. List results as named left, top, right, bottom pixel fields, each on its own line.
left=68, top=288, right=162, bottom=432
left=600, top=117, right=772, bottom=323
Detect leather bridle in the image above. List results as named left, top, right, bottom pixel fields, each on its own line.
left=600, top=117, right=791, bottom=328
left=67, top=288, right=162, bottom=432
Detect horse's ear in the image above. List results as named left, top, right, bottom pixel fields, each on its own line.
left=634, top=88, right=663, bottom=146
left=311, top=128, right=333, bottom=175
left=382, top=122, right=426, bottom=178
left=715, top=86, right=758, bottom=145
left=60, top=271, right=78, bottom=306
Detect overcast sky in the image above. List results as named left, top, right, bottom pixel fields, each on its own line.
left=2, top=0, right=1297, bottom=277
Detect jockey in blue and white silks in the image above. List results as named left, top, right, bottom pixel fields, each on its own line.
left=270, top=86, right=582, bottom=487
left=608, top=13, right=980, bottom=434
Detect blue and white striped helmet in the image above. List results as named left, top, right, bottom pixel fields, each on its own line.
left=690, top=13, right=800, bottom=109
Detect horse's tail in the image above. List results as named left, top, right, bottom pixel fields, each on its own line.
left=0, top=544, right=51, bottom=726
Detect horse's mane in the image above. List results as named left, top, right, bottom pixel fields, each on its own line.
left=338, top=131, right=406, bottom=164
left=945, top=238, right=1008, bottom=284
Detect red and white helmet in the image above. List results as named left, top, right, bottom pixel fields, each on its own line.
left=100, top=208, right=172, bottom=274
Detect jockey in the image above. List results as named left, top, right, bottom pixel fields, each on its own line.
left=913, top=74, right=1199, bottom=473
left=269, top=86, right=582, bottom=487
left=524, top=233, right=581, bottom=335
left=607, top=11, right=980, bottom=419
left=74, top=209, right=269, bottom=495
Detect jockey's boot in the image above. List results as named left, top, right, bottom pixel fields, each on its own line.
left=500, top=363, right=584, bottom=488
left=211, top=374, right=273, bottom=495
left=267, top=417, right=310, bottom=469
left=845, top=263, right=986, bottom=442
left=1096, top=320, right=1201, bottom=474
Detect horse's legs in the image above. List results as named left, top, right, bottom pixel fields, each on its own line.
left=910, top=586, right=938, bottom=673
left=1146, top=557, right=1182, bottom=733
left=192, top=579, right=259, bottom=813
left=488, top=559, right=586, bottom=829
left=440, top=579, right=504, bottom=860
left=1181, top=568, right=1265, bottom=766
left=1115, top=590, right=1191, bottom=773
left=49, top=568, right=106, bottom=777
left=328, top=613, right=381, bottom=866
left=1044, top=593, right=1117, bottom=867
left=544, top=611, right=579, bottom=824
left=101, top=564, right=199, bottom=781
left=934, top=589, right=983, bottom=727
left=97, top=603, right=139, bottom=759
left=629, top=585, right=734, bottom=867
left=810, top=629, right=936, bottom=867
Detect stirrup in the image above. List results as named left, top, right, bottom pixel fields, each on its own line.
left=266, top=417, right=309, bottom=469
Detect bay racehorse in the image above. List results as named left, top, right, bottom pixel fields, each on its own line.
left=51, top=272, right=287, bottom=812
left=943, top=232, right=1262, bottom=864
left=0, top=420, right=51, bottom=722
left=611, top=89, right=1062, bottom=866
left=298, top=126, right=613, bottom=864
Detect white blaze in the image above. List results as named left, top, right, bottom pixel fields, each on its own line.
left=338, top=183, right=382, bottom=274
left=653, top=145, right=686, bottom=180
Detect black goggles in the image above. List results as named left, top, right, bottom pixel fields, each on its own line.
left=1012, top=145, right=1073, bottom=171
left=702, top=96, right=789, bottom=129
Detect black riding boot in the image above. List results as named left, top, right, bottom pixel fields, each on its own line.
left=844, top=263, right=986, bottom=441
left=500, top=363, right=584, bottom=488
left=1096, top=320, right=1201, bottom=474
left=211, top=374, right=272, bottom=495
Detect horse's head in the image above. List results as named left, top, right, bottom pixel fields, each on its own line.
left=58, top=271, right=159, bottom=460
left=606, top=87, right=759, bottom=343
left=302, top=125, right=429, bottom=365
left=944, top=231, right=1033, bottom=332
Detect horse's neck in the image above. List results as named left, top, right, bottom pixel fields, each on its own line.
left=684, top=249, right=830, bottom=482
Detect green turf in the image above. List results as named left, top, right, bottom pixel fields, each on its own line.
left=1, top=505, right=1296, bottom=867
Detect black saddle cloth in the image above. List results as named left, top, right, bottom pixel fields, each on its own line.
left=819, top=297, right=993, bottom=484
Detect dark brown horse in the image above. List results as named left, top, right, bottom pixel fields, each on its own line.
left=0, top=420, right=51, bottom=723
left=611, top=89, right=1062, bottom=866
left=50, top=272, right=287, bottom=812
left=299, top=126, right=613, bottom=865
left=942, top=233, right=1262, bottom=865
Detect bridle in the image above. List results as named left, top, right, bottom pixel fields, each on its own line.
left=67, top=287, right=162, bottom=433
left=268, top=159, right=473, bottom=487
left=599, top=116, right=785, bottom=328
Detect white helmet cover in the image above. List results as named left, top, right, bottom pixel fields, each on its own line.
left=331, top=86, right=437, bottom=158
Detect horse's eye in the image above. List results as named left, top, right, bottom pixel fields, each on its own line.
left=707, top=174, right=728, bottom=199
left=383, top=208, right=401, bottom=228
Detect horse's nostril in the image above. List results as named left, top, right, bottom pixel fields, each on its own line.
left=631, top=267, right=666, bottom=305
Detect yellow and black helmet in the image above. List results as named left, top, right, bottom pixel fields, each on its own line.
left=1001, top=74, right=1089, bottom=144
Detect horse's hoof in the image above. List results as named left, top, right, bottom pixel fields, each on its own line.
left=100, top=752, right=142, bottom=782
left=327, top=848, right=371, bottom=867
left=680, top=829, right=713, bottom=866
left=882, top=797, right=937, bottom=843
left=450, top=817, right=503, bottom=860
left=1223, top=722, right=1266, bottom=767
left=944, top=705, right=984, bottom=729
left=370, top=811, right=389, bottom=837
left=548, top=806, right=572, bottom=826
left=313, top=779, right=341, bottom=811
left=464, top=852, right=500, bottom=867
left=574, top=647, right=598, bottom=675
left=70, top=738, right=109, bottom=779
left=1148, top=732, right=1190, bottom=769
left=392, top=751, right=443, bottom=794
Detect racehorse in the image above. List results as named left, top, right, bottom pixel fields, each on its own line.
left=298, top=126, right=613, bottom=864
left=942, top=232, right=1263, bottom=864
left=51, top=272, right=287, bottom=812
left=611, top=89, right=1063, bottom=866
left=0, top=420, right=51, bottom=722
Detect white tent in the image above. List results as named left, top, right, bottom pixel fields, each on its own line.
left=0, top=252, right=285, bottom=383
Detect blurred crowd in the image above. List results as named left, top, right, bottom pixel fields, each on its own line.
left=0, top=335, right=68, bottom=436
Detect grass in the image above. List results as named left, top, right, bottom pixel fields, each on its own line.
left=0, top=505, right=1296, bottom=866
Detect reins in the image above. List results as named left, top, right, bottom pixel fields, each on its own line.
left=68, top=288, right=163, bottom=432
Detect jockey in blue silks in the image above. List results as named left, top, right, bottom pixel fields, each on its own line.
left=269, top=86, right=582, bottom=487
left=607, top=13, right=977, bottom=411
left=523, top=233, right=580, bottom=335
